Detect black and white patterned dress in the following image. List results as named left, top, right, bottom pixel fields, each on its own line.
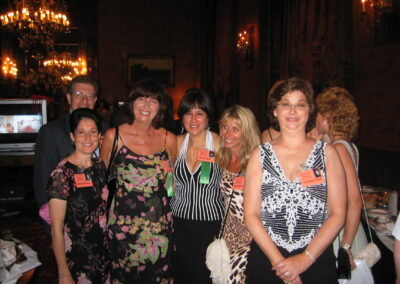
left=246, top=141, right=338, bottom=284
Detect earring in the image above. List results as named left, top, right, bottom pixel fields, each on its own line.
left=181, top=126, right=185, bottom=134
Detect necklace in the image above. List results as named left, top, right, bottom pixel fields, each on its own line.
left=138, top=137, right=144, bottom=144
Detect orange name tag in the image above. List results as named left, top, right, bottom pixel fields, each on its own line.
left=233, top=176, right=245, bottom=191
left=197, top=149, right=215, bottom=163
left=160, top=160, right=173, bottom=173
left=74, top=174, right=93, bottom=188
left=297, top=168, right=324, bottom=187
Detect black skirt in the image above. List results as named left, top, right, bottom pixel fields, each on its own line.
left=172, top=216, right=221, bottom=284
left=245, top=240, right=338, bottom=284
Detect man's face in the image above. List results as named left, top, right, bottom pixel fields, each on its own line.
left=66, top=82, right=97, bottom=111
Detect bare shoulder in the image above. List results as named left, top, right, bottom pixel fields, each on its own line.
left=261, top=129, right=271, bottom=143
left=176, top=134, right=185, bottom=151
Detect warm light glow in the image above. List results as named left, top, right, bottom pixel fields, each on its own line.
left=2, top=57, right=18, bottom=78
left=0, top=0, right=69, bottom=32
left=237, top=28, right=251, bottom=55
left=43, top=57, right=87, bottom=81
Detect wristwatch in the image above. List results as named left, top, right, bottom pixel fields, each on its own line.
left=342, top=243, right=351, bottom=250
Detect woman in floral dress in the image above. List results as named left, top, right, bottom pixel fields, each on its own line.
left=101, top=79, right=176, bottom=283
left=48, top=108, right=109, bottom=283
left=216, top=105, right=260, bottom=284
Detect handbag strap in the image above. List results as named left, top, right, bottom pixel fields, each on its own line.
left=106, top=126, right=119, bottom=179
left=358, top=180, right=375, bottom=243
left=218, top=171, right=240, bottom=239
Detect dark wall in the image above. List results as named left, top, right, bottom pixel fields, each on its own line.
left=97, top=0, right=203, bottom=116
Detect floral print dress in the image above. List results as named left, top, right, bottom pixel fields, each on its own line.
left=108, top=146, right=173, bottom=283
left=47, top=158, right=110, bottom=283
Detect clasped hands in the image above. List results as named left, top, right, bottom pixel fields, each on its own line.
left=273, top=253, right=313, bottom=284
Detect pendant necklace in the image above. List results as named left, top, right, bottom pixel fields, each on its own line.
left=138, top=137, right=145, bottom=145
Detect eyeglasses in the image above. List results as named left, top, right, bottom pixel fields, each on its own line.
left=75, top=129, right=100, bottom=138
left=71, top=91, right=96, bottom=100
left=277, top=103, right=309, bottom=111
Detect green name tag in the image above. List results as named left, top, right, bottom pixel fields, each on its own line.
left=200, top=161, right=211, bottom=184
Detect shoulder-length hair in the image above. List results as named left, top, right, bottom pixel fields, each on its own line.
left=177, top=88, right=214, bottom=124
left=316, top=86, right=359, bottom=140
left=267, top=77, right=316, bottom=132
left=216, top=105, right=261, bottom=170
left=126, top=79, right=169, bottom=129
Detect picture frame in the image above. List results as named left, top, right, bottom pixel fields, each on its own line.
left=127, top=56, right=175, bottom=87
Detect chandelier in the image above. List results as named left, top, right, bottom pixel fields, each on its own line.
left=43, top=55, right=87, bottom=81
left=0, top=0, right=69, bottom=33
left=2, top=57, right=18, bottom=78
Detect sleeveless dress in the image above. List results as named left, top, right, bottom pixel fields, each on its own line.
left=332, top=140, right=368, bottom=256
left=108, top=135, right=173, bottom=283
left=47, top=158, right=110, bottom=283
left=171, top=130, right=224, bottom=284
left=245, top=141, right=338, bottom=284
left=220, top=169, right=252, bottom=284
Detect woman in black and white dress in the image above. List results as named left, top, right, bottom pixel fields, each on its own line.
left=244, top=78, right=347, bottom=284
left=171, top=88, right=223, bottom=284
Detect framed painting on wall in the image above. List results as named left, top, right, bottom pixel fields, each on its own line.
left=127, top=56, right=175, bottom=87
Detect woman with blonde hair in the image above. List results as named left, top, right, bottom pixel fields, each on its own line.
left=215, top=105, right=260, bottom=283
left=316, top=86, right=367, bottom=272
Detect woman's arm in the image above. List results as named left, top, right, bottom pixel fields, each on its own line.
left=100, top=128, right=117, bottom=168
left=166, top=130, right=177, bottom=162
left=49, top=198, right=74, bottom=283
left=334, top=143, right=362, bottom=251
left=274, top=144, right=347, bottom=282
left=244, top=148, right=285, bottom=265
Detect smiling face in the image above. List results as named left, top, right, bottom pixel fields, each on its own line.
left=67, top=82, right=97, bottom=111
left=220, top=118, right=243, bottom=151
left=182, top=106, right=208, bottom=137
left=273, top=90, right=310, bottom=132
left=132, top=96, right=160, bottom=124
left=70, top=118, right=100, bottom=155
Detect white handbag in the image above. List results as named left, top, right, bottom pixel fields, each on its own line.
left=338, top=259, right=374, bottom=284
left=205, top=189, right=235, bottom=284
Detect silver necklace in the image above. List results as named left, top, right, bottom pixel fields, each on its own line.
left=138, top=137, right=144, bottom=144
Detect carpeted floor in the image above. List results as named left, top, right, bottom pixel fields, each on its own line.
left=0, top=200, right=57, bottom=283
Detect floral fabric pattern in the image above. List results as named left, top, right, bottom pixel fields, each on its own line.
left=47, top=158, right=110, bottom=283
left=108, top=146, right=173, bottom=283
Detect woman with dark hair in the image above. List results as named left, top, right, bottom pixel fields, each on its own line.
left=171, top=88, right=223, bottom=283
left=48, top=108, right=109, bottom=283
left=100, top=79, right=177, bottom=283
left=244, top=78, right=347, bottom=283
left=315, top=87, right=367, bottom=272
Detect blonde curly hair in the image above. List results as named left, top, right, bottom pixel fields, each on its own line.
left=216, top=105, right=261, bottom=170
left=316, top=87, right=359, bottom=140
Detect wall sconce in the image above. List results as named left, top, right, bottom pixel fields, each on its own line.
left=2, top=57, right=18, bottom=79
left=236, top=26, right=254, bottom=69
left=360, top=0, right=393, bottom=29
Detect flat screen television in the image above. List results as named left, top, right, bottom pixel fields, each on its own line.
left=0, top=99, right=47, bottom=155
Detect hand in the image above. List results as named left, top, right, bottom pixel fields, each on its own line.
left=307, top=128, right=323, bottom=141
left=285, top=275, right=302, bottom=284
left=273, top=253, right=312, bottom=283
left=345, top=248, right=356, bottom=270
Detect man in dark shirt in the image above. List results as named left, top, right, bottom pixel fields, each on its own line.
left=33, top=75, right=103, bottom=231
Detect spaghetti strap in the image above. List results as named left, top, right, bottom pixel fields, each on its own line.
left=268, top=128, right=273, bottom=141
left=163, top=130, right=168, bottom=149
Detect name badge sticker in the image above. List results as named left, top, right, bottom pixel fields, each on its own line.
left=233, top=176, right=245, bottom=191
left=74, top=173, right=93, bottom=188
left=197, top=149, right=215, bottom=163
left=297, top=168, right=324, bottom=187
left=160, top=160, right=173, bottom=173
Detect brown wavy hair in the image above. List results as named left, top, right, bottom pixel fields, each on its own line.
left=216, top=105, right=261, bottom=170
left=268, top=77, right=316, bottom=132
left=316, top=87, right=359, bottom=140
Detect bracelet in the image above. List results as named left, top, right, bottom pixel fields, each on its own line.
left=341, top=243, right=351, bottom=250
left=304, top=250, right=315, bottom=263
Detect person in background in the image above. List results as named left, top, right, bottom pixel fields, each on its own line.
left=215, top=105, right=260, bottom=283
left=392, top=213, right=400, bottom=284
left=315, top=87, right=367, bottom=271
left=261, top=80, right=284, bottom=143
left=48, top=108, right=109, bottom=283
left=171, top=88, right=223, bottom=284
left=244, top=78, right=347, bottom=283
left=34, top=75, right=106, bottom=232
left=100, top=79, right=176, bottom=283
